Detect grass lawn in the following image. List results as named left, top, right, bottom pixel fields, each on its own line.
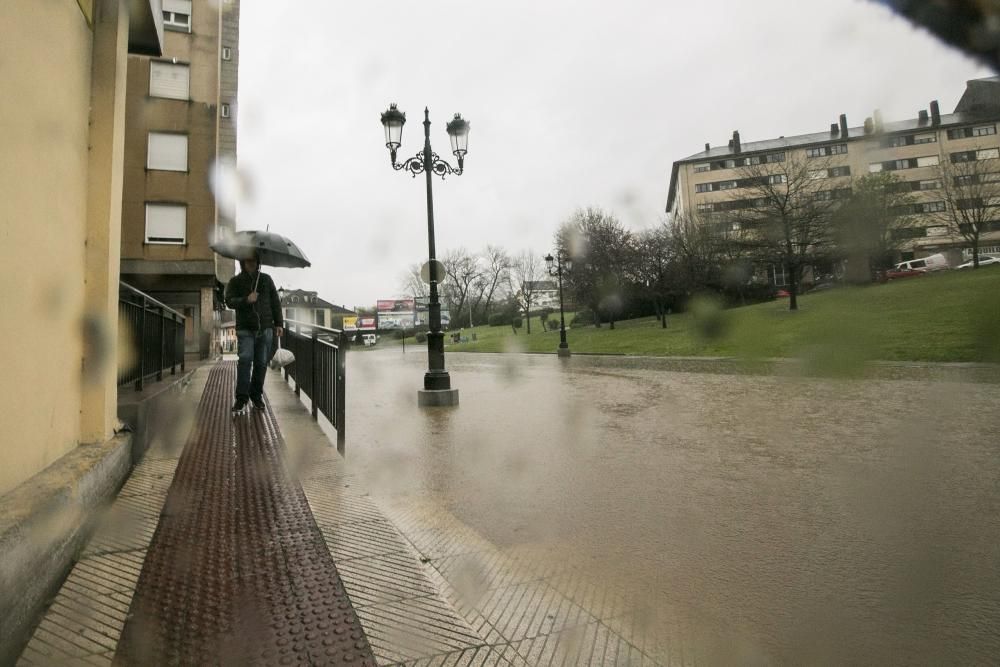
left=447, top=268, right=1000, bottom=363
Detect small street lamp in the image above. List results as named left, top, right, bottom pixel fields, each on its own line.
left=544, top=251, right=572, bottom=358
left=381, top=103, right=469, bottom=407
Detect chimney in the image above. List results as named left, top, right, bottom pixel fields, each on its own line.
left=863, top=117, right=874, bottom=135
left=830, top=123, right=839, bottom=136
left=873, top=109, right=883, bottom=133
left=918, top=109, right=929, bottom=125
left=732, top=130, right=741, bottom=154
left=704, top=142, right=710, bottom=152
left=839, top=113, right=849, bottom=138
left=930, top=100, right=941, bottom=125
left=728, top=139, right=734, bottom=151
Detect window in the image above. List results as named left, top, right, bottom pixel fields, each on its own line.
left=146, top=132, right=188, bottom=171
left=808, top=169, right=828, bottom=180
left=916, top=155, right=939, bottom=167
left=162, top=0, right=192, bottom=32
left=717, top=180, right=737, bottom=191
left=314, top=310, right=325, bottom=326
left=830, top=166, right=851, bottom=177
left=693, top=163, right=710, bottom=173
left=145, top=204, right=186, bottom=244
left=914, top=133, right=937, bottom=144
left=222, top=46, right=232, bottom=61
left=724, top=159, right=737, bottom=169
left=919, top=201, right=946, bottom=213
left=977, top=148, right=999, bottom=160
left=766, top=152, right=785, bottom=163
left=695, top=183, right=712, bottom=193
left=696, top=203, right=713, bottom=213
left=767, top=174, right=786, bottom=185
left=948, top=124, right=997, bottom=139
left=149, top=61, right=190, bottom=100
left=868, top=163, right=883, bottom=173
left=806, top=144, right=847, bottom=158
left=919, top=179, right=941, bottom=190
left=221, top=103, right=231, bottom=118
left=769, top=265, right=788, bottom=287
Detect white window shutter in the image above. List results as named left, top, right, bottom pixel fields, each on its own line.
left=150, top=62, right=190, bottom=100
left=147, top=133, right=188, bottom=171
left=145, top=204, right=187, bottom=244
left=163, top=0, right=192, bottom=13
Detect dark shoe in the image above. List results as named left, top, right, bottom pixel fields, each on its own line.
left=232, top=398, right=248, bottom=412
left=251, top=396, right=265, bottom=410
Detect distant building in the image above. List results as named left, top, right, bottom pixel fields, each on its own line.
left=280, top=289, right=356, bottom=330
left=523, top=281, right=560, bottom=310
left=119, top=0, right=242, bottom=357
left=666, top=77, right=1000, bottom=278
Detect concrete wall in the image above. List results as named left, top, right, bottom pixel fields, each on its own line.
left=0, top=0, right=105, bottom=495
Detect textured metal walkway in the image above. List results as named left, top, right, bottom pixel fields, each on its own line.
left=113, top=362, right=375, bottom=665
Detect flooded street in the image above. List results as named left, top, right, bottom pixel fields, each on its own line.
left=341, top=349, right=1000, bottom=664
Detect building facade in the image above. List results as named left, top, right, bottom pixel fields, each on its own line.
left=666, top=78, right=1000, bottom=271
left=281, top=289, right=356, bottom=331
left=119, top=0, right=241, bottom=357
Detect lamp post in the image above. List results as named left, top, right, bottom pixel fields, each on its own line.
left=544, top=252, right=572, bottom=358
left=381, top=104, right=469, bottom=407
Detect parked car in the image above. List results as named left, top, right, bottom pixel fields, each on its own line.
left=893, top=253, right=950, bottom=273
left=956, top=255, right=1000, bottom=269
left=362, top=333, right=378, bottom=347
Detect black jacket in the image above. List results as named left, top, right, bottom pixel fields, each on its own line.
left=225, top=270, right=283, bottom=331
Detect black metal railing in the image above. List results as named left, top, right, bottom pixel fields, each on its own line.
left=282, top=319, right=347, bottom=453
left=118, top=281, right=186, bottom=391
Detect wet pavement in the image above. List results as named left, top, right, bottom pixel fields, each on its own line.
left=344, top=349, right=1000, bottom=664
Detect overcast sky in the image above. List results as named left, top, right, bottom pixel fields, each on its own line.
left=235, top=0, right=990, bottom=309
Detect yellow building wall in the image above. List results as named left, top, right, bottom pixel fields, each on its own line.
left=0, top=0, right=128, bottom=495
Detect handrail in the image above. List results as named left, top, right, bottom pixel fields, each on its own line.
left=119, top=281, right=186, bottom=320
left=281, top=319, right=347, bottom=453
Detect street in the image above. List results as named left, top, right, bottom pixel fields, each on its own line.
left=343, top=350, right=1000, bottom=664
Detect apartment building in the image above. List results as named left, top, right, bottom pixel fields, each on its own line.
left=119, top=0, right=241, bottom=357
left=281, top=289, right=357, bottom=330
left=666, top=77, right=1000, bottom=270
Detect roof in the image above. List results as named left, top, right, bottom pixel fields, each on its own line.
left=665, top=106, right=1000, bottom=213
left=279, top=289, right=355, bottom=314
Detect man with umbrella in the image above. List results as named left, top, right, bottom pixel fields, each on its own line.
left=225, top=251, right=284, bottom=411
left=213, top=229, right=310, bottom=412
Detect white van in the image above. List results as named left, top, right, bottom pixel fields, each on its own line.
left=894, top=253, right=949, bottom=273
left=362, top=333, right=378, bottom=347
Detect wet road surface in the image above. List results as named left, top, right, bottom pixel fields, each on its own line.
left=341, top=349, right=1000, bottom=664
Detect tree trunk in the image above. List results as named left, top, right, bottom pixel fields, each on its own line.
left=788, top=266, right=799, bottom=311
left=609, top=318, right=616, bottom=330
left=973, top=233, right=981, bottom=268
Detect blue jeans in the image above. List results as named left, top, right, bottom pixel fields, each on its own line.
left=236, top=328, right=273, bottom=401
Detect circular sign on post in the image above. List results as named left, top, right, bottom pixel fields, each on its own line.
left=420, top=259, right=447, bottom=284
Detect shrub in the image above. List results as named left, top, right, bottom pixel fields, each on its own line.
left=488, top=312, right=511, bottom=327
left=415, top=331, right=428, bottom=343
left=548, top=320, right=561, bottom=332
left=570, top=308, right=595, bottom=328
left=512, top=316, right=523, bottom=329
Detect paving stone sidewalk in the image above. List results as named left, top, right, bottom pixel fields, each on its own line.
left=18, top=361, right=674, bottom=666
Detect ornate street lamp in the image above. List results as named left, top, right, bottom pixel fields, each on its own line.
left=545, top=251, right=572, bottom=358
left=381, top=104, right=470, bottom=406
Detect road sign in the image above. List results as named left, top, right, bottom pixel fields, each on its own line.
left=420, top=259, right=447, bottom=284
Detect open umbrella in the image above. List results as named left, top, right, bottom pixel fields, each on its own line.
left=210, top=230, right=311, bottom=268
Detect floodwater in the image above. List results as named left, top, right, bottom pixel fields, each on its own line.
left=343, top=348, right=1000, bottom=664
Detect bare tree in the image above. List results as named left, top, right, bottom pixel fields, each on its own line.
left=934, top=152, right=1000, bottom=268
left=398, top=262, right=428, bottom=299
left=556, top=207, right=632, bottom=328
left=730, top=155, right=840, bottom=310
left=832, top=171, right=916, bottom=281
left=471, top=245, right=510, bottom=322
left=441, top=248, right=483, bottom=326
left=509, top=251, right=544, bottom=334
left=631, top=223, right=675, bottom=328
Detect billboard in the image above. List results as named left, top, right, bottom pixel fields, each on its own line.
left=378, top=311, right=416, bottom=330
left=377, top=298, right=415, bottom=313
left=358, top=317, right=377, bottom=331
left=343, top=316, right=358, bottom=331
